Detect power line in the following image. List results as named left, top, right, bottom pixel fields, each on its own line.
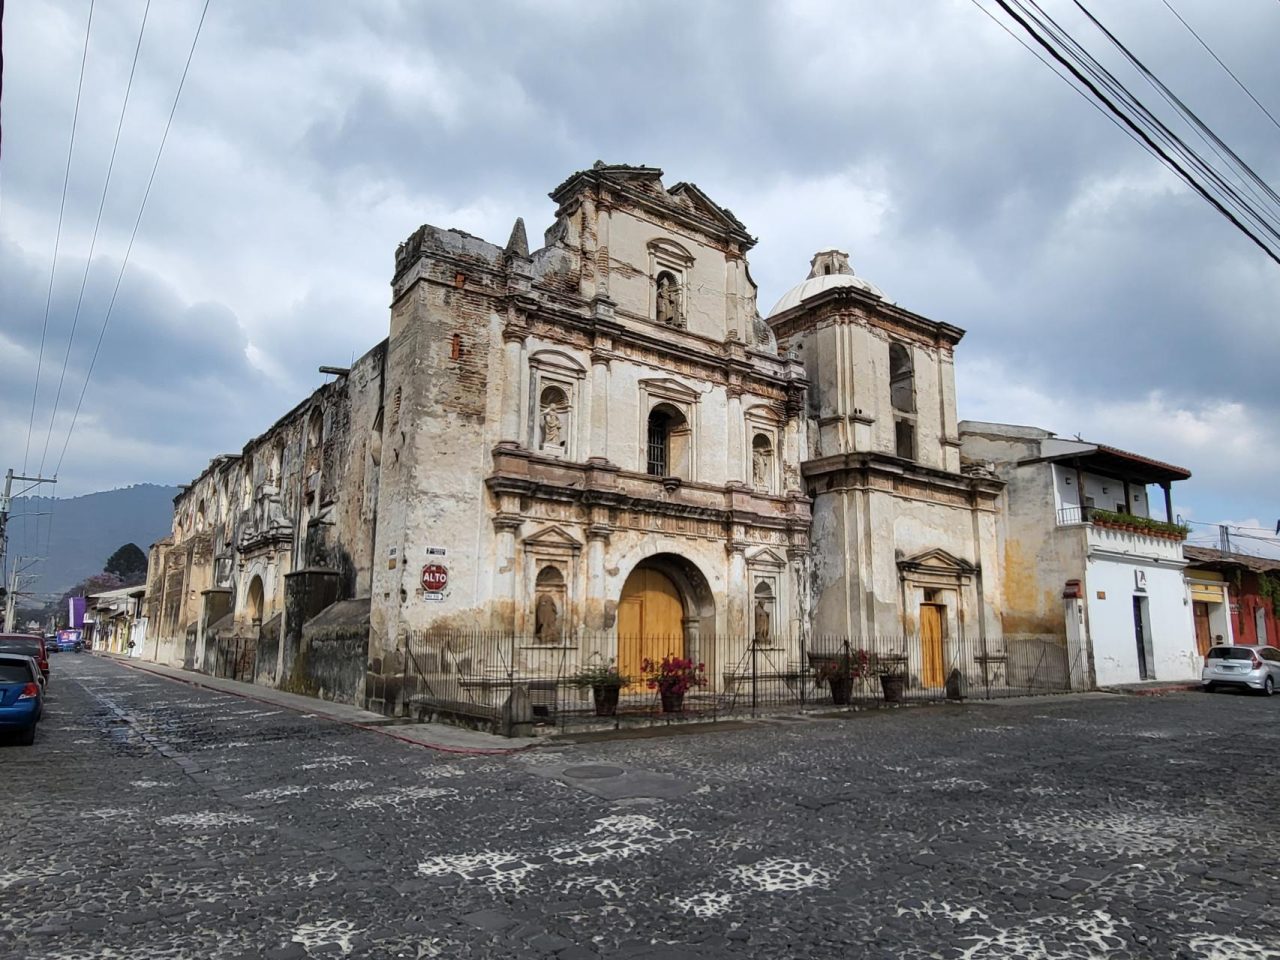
left=37, top=0, right=151, bottom=477
left=20, top=0, right=95, bottom=558
left=1070, top=0, right=1280, bottom=237
left=1160, top=0, right=1280, bottom=136
left=54, top=0, right=213, bottom=480
left=965, top=0, right=1155, bottom=157
left=1023, top=0, right=1280, bottom=248
left=989, top=0, right=1280, bottom=265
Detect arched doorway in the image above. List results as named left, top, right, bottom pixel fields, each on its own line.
left=615, top=554, right=716, bottom=685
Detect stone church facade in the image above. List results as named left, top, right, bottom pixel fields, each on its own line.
left=366, top=164, right=812, bottom=710
left=144, top=162, right=1006, bottom=712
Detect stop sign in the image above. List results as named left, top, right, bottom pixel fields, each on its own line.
left=421, top=563, right=448, bottom=593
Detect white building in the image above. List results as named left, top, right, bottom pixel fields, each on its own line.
left=960, top=422, right=1197, bottom=687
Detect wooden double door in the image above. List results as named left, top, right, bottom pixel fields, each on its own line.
left=617, top=567, right=685, bottom=685
left=921, top=603, right=946, bottom=687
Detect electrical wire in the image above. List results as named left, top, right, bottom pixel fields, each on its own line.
left=1070, top=0, right=1280, bottom=235
left=53, top=0, right=213, bottom=482
left=37, top=0, right=151, bottom=478
left=1019, top=0, right=1280, bottom=247
left=1160, top=0, right=1280, bottom=136
left=965, top=0, right=1156, bottom=157
left=988, top=0, right=1280, bottom=264
left=18, top=0, right=95, bottom=560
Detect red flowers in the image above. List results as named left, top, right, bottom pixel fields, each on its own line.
left=641, top=655, right=708, bottom=696
left=814, top=649, right=874, bottom=682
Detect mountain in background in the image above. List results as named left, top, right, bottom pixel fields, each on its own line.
left=7, top=484, right=179, bottom=599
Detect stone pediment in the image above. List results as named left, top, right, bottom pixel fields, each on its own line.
left=639, top=377, right=701, bottom=402
left=746, top=547, right=787, bottom=567
left=897, top=548, right=977, bottom=578
left=521, top=525, right=582, bottom=555
left=668, top=181, right=749, bottom=234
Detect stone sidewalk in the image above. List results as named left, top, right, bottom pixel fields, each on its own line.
left=104, top=652, right=522, bottom=755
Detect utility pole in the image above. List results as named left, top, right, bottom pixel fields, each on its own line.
left=0, top=469, right=58, bottom=630
left=1219, top=523, right=1232, bottom=556
left=3, top=557, right=41, bottom=632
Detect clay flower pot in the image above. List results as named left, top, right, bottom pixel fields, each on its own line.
left=592, top=684, right=621, bottom=717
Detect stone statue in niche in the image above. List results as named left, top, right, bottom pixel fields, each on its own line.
left=535, top=593, right=561, bottom=643
left=541, top=407, right=563, bottom=447
left=754, top=599, right=771, bottom=645
left=656, top=273, right=683, bottom=328
left=752, top=441, right=772, bottom=489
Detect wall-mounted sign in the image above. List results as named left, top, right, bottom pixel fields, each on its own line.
left=1134, top=570, right=1148, bottom=591
left=1097, top=591, right=1106, bottom=600
left=421, top=563, right=448, bottom=600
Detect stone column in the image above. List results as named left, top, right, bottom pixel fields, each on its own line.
left=492, top=511, right=522, bottom=633
left=500, top=329, right=526, bottom=445
left=727, top=539, right=749, bottom=638
left=585, top=521, right=611, bottom=635
left=590, top=351, right=611, bottom=463
left=727, top=383, right=744, bottom=485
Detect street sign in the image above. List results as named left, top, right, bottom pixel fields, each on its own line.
left=421, top=563, right=448, bottom=595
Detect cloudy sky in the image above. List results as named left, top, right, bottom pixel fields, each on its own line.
left=3, top=0, right=1278, bottom=555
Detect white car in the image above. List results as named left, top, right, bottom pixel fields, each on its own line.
left=1202, top=644, right=1280, bottom=696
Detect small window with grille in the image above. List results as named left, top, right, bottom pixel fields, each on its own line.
left=647, top=410, right=669, bottom=476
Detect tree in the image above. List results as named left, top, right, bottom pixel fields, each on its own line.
left=104, top=543, right=148, bottom=584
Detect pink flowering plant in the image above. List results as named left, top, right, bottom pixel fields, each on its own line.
left=814, top=648, right=874, bottom=683
left=641, top=655, right=708, bottom=696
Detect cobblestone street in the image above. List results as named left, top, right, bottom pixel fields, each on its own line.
left=3, top=654, right=1279, bottom=959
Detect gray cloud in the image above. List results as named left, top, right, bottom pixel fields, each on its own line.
left=3, top=0, right=1278, bottom=537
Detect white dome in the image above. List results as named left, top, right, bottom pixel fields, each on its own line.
left=768, top=271, right=885, bottom=317
left=768, top=249, right=885, bottom=316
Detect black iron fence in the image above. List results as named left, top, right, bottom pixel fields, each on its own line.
left=401, top=628, right=1082, bottom=734
left=210, top=634, right=257, bottom=683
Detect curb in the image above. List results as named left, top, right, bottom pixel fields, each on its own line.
left=105, top=655, right=529, bottom=757
left=1100, top=683, right=1200, bottom=697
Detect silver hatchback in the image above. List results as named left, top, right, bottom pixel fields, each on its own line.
left=1202, top=644, right=1280, bottom=695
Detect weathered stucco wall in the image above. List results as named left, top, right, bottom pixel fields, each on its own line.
left=1087, top=559, right=1196, bottom=684
left=144, top=339, right=384, bottom=693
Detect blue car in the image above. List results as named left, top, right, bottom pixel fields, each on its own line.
left=0, top=653, right=43, bottom=746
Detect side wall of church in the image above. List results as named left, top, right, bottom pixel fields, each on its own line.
left=143, top=342, right=384, bottom=697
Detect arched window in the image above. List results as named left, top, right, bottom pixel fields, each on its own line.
left=889, top=343, right=914, bottom=413
left=195, top=500, right=207, bottom=533
left=751, top=434, right=774, bottom=492
left=539, top=385, right=568, bottom=451
left=655, top=271, right=683, bottom=328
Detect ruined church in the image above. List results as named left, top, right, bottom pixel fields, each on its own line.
left=143, top=163, right=1004, bottom=710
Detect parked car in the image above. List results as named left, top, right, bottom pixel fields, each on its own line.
left=0, top=634, right=49, bottom=686
left=54, top=633, right=82, bottom=653
left=1202, top=644, right=1280, bottom=695
left=0, top=653, right=43, bottom=745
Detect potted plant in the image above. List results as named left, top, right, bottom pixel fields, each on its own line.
left=641, top=655, right=707, bottom=713
left=814, top=649, right=872, bottom=704
left=879, top=659, right=906, bottom=703
left=569, top=659, right=630, bottom=717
